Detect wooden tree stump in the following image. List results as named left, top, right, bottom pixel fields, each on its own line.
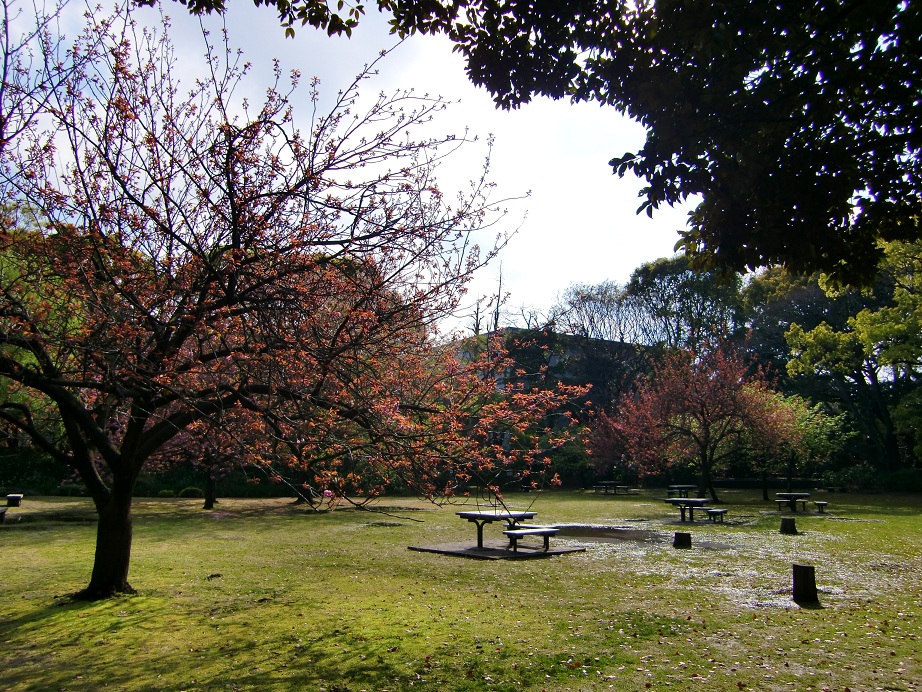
left=780, top=517, right=797, bottom=534
left=673, top=531, right=692, bottom=548
left=792, top=563, right=819, bottom=603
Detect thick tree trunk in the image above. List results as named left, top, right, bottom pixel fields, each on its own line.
left=699, top=455, right=721, bottom=503
left=203, top=473, right=217, bottom=510
left=761, top=470, right=770, bottom=501
left=78, top=480, right=136, bottom=600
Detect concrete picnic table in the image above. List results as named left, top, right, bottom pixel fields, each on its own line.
left=594, top=481, right=631, bottom=495
left=776, top=492, right=811, bottom=512
left=667, top=484, right=698, bottom=498
left=663, top=497, right=710, bottom=522
left=456, top=510, right=538, bottom=548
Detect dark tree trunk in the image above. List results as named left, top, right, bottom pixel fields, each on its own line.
left=699, top=455, right=721, bottom=503
left=761, top=470, right=770, bottom=501
left=203, top=472, right=217, bottom=510
left=78, top=480, right=136, bottom=600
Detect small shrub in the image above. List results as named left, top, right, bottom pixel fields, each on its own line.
left=821, top=461, right=877, bottom=491
left=178, top=486, right=204, bottom=498
left=157, top=489, right=177, bottom=498
left=879, top=468, right=922, bottom=493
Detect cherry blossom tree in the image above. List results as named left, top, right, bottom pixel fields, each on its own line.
left=593, top=343, right=797, bottom=502
left=0, top=6, right=581, bottom=598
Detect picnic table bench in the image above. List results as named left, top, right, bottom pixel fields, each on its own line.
left=666, top=485, right=697, bottom=498
left=663, top=497, right=710, bottom=522
left=776, top=492, right=811, bottom=512
left=593, top=482, right=633, bottom=495
left=706, top=508, right=729, bottom=523
left=503, top=525, right=559, bottom=552
left=6, top=493, right=23, bottom=507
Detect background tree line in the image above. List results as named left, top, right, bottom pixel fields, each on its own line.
left=534, top=244, right=921, bottom=492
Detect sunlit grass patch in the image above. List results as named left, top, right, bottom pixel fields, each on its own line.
left=1, top=489, right=920, bottom=690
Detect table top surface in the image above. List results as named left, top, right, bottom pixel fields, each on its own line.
left=776, top=492, right=811, bottom=499
left=456, top=510, right=538, bottom=520
left=663, top=497, right=710, bottom=506
left=668, top=484, right=698, bottom=489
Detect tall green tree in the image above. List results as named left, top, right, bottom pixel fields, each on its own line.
left=743, top=267, right=888, bottom=392
left=622, top=255, right=744, bottom=350
left=786, top=241, right=922, bottom=472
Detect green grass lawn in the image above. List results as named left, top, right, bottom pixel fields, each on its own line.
left=1, top=489, right=920, bottom=691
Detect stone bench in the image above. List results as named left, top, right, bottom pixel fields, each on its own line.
left=776, top=499, right=807, bottom=511
left=503, top=526, right=559, bottom=553
left=706, top=508, right=729, bottom=523
left=6, top=494, right=23, bottom=507
left=814, top=501, right=828, bottom=513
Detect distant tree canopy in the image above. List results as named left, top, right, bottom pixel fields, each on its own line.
left=170, top=0, right=922, bottom=284
left=552, top=255, right=744, bottom=351
left=592, top=342, right=809, bottom=502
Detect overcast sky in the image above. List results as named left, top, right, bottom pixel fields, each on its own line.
left=132, top=2, right=695, bottom=323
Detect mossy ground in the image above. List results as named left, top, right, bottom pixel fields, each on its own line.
left=1, top=490, right=919, bottom=690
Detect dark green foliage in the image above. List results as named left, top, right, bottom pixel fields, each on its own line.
left=500, top=327, right=642, bottom=418
left=744, top=268, right=891, bottom=390
left=178, top=486, right=204, bottom=498
left=545, top=439, right=593, bottom=489
left=0, top=449, right=68, bottom=494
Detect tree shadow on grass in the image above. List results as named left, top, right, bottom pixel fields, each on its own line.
left=0, top=597, right=422, bottom=692
left=3, top=497, right=433, bottom=530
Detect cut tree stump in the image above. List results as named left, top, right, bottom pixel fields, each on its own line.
left=673, top=531, right=692, bottom=548
left=780, top=517, right=798, bottom=534
left=792, top=563, right=819, bottom=604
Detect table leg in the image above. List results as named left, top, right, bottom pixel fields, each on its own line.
left=475, top=520, right=485, bottom=548
left=679, top=506, right=687, bottom=522
left=505, top=519, right=517, bottom=548
left=689, top=506, right=695, bottom=521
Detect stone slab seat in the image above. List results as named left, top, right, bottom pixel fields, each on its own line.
left=706, top=508, right=729, bottom=523
left=503, top=526, right=559, bottom=552
left=814, top=501, right=829, bottom=513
